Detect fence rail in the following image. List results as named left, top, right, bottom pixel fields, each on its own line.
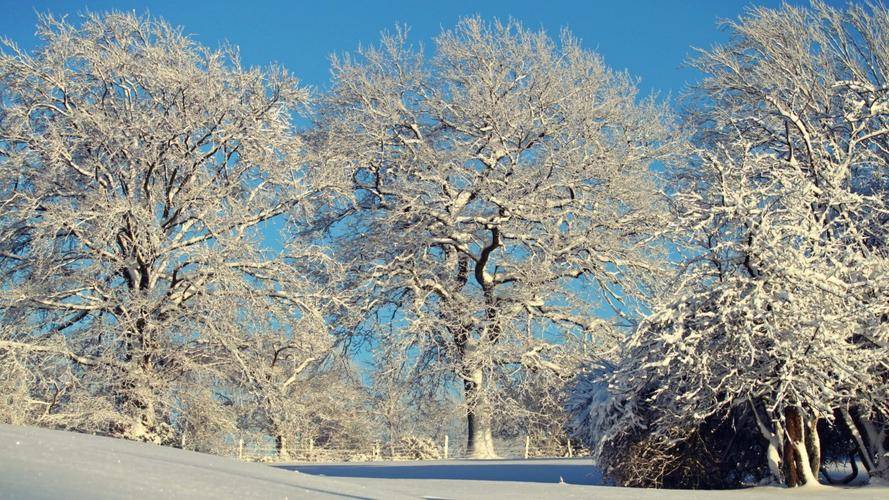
left=235, top=436, right=588, bottom=463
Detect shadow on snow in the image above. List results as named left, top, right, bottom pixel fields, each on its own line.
left=275, top=459, right=602, bottom=485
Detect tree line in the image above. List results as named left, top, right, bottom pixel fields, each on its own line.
left=0, top=1, right=886, bottom=489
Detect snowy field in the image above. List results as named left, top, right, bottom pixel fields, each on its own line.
left=2, top=425, right=887, bottom=499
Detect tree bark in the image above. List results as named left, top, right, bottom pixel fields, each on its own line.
left=845, top=409, right=889, bottom=481
left=851, top=415, right=889, bottom=479
left=806, top=417, right=821, bottom=480
left=119, top=389, right=166, bottom=444
left=275, top=433, right=291, bottom=460
left=860, top=419, right=889, bottom=481
left=464, top=368, right=497, bottom=459
left=750, top=398, right=784, bottom=483
left=842, top=408, right=877, bottom=473
left=782, top=406, right=818, bottom=487
left=118, top=356, right=167, bottom=445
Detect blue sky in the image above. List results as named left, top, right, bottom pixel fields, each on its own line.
left=0, top=0, right=846, bottom=97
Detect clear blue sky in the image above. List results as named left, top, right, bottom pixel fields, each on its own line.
left=0, top=0, right=847, bottom=97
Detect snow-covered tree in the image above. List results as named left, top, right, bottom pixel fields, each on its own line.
left=0, top=12, right=334, bottom=444
left=307, top=17, right=678, bottom=458
left=572, top=1, right=889, bottom=487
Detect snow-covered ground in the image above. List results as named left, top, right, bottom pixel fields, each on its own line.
left=2, top=424, right=887, bottom=499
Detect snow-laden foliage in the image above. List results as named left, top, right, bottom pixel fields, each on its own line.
left=307, top=17, right=679, bottom=457
left=573, top=1, right=889, bottom=488
left=0, top=12, right=339, bottom=447
left=565, top=363, right=617, bottom=456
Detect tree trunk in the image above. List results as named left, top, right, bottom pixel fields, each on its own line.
left=118, top=305, right=167, bottom=444
left=842, top=408, right=877, bottom=473
left=119, top=390, right=169, bottom=445
left=275, top=433, right=291, bottom=460
left=845, top=408, right=889, bottom=481
left=860, top=419, right=889, bottom=481
left=118, top=360, right=167, bottom=445
left=464, top=368, right=497, bottom=459
left=782, top=406, right=819, bottom=487
left=750, top=397, right=784, bottom=483
left=806, top=418, right=821, bottom=480
left=271, top=416, right=293, bottom=460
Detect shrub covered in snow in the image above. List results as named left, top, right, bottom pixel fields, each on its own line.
left=394, top=436, right=443, bottom=460
left=570, top=1, right=889, bottom=489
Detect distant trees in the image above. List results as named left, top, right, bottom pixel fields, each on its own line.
left=0, top=12, right=336, bottom=448
left=570, top=1, right=889, bottom=488
left=307, top=17, right=678, bottom=457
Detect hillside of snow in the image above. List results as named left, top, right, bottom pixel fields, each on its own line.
left=2, top=425, right=887, bottom=499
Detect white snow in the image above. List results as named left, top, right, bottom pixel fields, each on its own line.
left=2, top=425, right=888, bottom=499
left=0, top=424, right=383, bottom=499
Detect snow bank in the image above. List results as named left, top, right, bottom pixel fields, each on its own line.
left=2, top=425, right=887, bottom=499
left=0, top=424, right=391, bottom=499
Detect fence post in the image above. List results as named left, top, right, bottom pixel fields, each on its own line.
left=443, top=435, right=449, bottom=460
left=524, top=435, right=530, bottom=459
left=238, top=437, right=244, bottom=461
